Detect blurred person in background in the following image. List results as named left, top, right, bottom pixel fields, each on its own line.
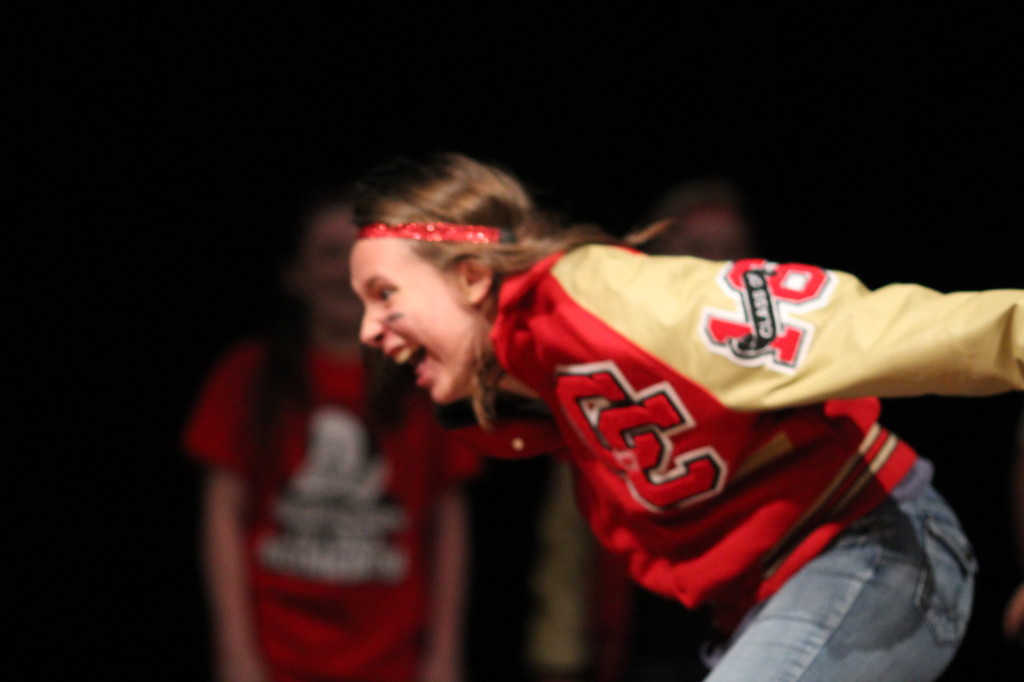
left=526, top=177, right=759, bottom=682
left=637, top=178, right=755, bottom=261
left=521, top=177, right=760, bottom=682
left=622, top=177, right=758, bottom=681
left=183, top=189, right=477, bottom=682
left=1006, top=406, right=1024, bottom=645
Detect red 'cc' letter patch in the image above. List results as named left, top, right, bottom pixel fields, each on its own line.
left=556, top=361, right=726, bottom=511
left=701, top=259, right=834, bottom=372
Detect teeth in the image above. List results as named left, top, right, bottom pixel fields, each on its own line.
left=393, top=347, right=415, bottom=364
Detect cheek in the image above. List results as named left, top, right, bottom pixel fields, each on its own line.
left=445, top=319, right=492, bottom=384
left=437, top=300, right=484, bottom=345
left=409, top=282, right=466, bottom=331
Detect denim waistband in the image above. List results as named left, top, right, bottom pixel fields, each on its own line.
left=891, top=456, right=934, bottom=501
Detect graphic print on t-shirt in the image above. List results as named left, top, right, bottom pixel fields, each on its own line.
left=260, top=406, right=408, bottom=582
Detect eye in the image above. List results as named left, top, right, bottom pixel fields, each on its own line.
left=362, top=277, right=397, bottom=304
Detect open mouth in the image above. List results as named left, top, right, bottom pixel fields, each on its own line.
left=393, top=346, right=426, bottom=366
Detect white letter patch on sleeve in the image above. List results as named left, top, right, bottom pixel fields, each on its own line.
left=701, top=259, right=835, bottom=373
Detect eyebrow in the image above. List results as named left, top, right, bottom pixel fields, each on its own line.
left=359, top=275, right=390, bottom=296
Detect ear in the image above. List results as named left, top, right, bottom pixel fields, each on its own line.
left=455, top=259, right=494, bottom=306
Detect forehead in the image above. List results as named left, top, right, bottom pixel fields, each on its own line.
left=350, top=237, right=433, bottom=285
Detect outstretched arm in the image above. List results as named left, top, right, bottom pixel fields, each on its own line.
left=553, top=248, right=1024, bottom=411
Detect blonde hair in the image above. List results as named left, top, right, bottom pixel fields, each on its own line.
left=353, top=152, right=618, bottom=425
left=353, top=152, right=536, bottom=229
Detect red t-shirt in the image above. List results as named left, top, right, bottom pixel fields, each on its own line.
left=183, top=341, right=478, bottom=682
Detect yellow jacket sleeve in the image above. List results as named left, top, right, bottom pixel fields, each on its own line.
left=552, top=246, right=1024, bottom=411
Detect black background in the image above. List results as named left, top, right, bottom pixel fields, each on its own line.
left=25, top=6, right=1023, bottom=679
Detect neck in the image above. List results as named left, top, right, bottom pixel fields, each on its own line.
left=497, top=373, right=541, bottom=399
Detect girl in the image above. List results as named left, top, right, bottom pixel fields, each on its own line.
left=347, top=153, right=1023, bottom=681
left=184, top=193, right=476, bottom=682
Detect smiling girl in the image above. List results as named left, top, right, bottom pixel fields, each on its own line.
left=348, top=153, right=1024, bottom=681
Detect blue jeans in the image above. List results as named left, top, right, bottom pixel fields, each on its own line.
left=704, top=485, right=976, bottom=682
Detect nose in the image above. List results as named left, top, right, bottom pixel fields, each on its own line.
left=360, top=309, right=386, bottom=347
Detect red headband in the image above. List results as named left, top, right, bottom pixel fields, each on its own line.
left=358, top=221, right=506, bottom=244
